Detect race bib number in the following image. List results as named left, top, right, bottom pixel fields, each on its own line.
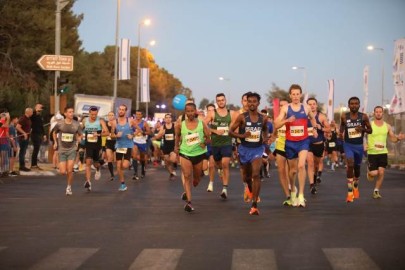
left=165, top=134, right=174, bottom=141
left=348, top=128, right=361, bottom=139
left=307, top=127, right=314, bottom=137
left=246, top=130, right=261, bottom=142
left=61, top=133, right=74, bottom=142
left=290, top=126, right=304, bottom=137
left=277, top=126, right=286, bottom=138
left=328, top=142, right=336, bottom=147
left=185, top=133, right=200, bottom=146
left=116, top=147, right=127, bottom=154
left=87, top=133, right=98, bottom=143
left=374, top=142, right=385, bottom=151
left=217, top=126, right=229, bottom=136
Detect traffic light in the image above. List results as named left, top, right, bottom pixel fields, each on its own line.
left=57, top=78, right=69, bottom=95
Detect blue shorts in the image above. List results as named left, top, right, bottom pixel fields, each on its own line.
left=211, top=145, right=233, bottom=161
left=285, top=138, right=310, bottom=160
left=343, top=142, right=364, bottom=166
left=134, top=142, right=147, bottom=153
left=238, top=144, right=265, bottom=165
left=206, top=144, right=212, bottom=157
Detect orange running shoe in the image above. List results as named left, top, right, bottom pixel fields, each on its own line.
left=353, top=188, right=360, bottom=199
left=249, top=207, right=260, bottom=215
left=346, top=192, right=354, bottom=203
left=243, top=186, right=252, bottom=203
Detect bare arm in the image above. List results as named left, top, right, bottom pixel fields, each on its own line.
left=228, top=114, right=248, bottom=139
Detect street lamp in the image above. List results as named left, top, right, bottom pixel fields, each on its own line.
left=367, top=45, right=385, bottom=105
left=291, top=66, right=307, bottom=93
left=136, top=18, right=151, bottom=110
left=219, top=77, right=231, bottom=105
left=156, top=104, right=166, bottom=112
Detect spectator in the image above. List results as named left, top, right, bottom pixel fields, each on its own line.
left=0, top=111, right=11, bottom=177
left=16, top=108, right=33, bottom=172
left=8, top=116, right=19, bottom=176
left=30, top=103, right=46, bottom=170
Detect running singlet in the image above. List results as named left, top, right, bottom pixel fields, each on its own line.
left=83, top=117, right=102, bottom=147
left=179, top=120, right=207, bottom=157
left=162, top=123, right=175, bottom=151
left=326, top=130, right=338, bottom=148
left=211, top=109, right=232, bottom=147
left=239, top=112, right=264, bottom=148
left=115, top=118, right=133, bottom=149
left=307, top=112, right=324, bottom=143
left=344, top=112, right=364, bottom=145
left=367, top=122, right=388, bottom=154
left=106, top=122, right=116, bottom=142
left=54, top=120, right=82, bottom=152
left=275, top=125, right=286, bottom=151
left=133, top=120, right=147, bottom=144
left=285, top=104, right=308, bottom=141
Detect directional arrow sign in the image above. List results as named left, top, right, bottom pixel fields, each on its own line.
left=36, top=55, right=74, bottom=71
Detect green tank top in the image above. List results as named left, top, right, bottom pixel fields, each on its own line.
left=211, top=109, right=232, bottom=147
left=368, top=121, right=388, bottom=154
left=180, top=119, right=207, bottom=157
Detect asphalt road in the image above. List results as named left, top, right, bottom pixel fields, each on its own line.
left=1, top=163, right=404, bottom=270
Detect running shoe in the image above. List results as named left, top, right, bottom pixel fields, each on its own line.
left=184, top=202, right=194, bottom=212
left=316, top=176, right=321, bottom=184
left=353, top=187, right=360, bottom=199
left=243, top=186, right=252, bottom=203
left=73, top=164, right=79, bottom=172
left=141, top=171, right=145, bottom=179
left=109, top=176, right=114, bottom=181
left=283, top=197, right=292, bottom=206
left=373, top=190, right=382, bottom=199
left=66, top=186, right=72, bottom=196
left=171, top=171, right=177, bottom=176
left=118, top=183, right=128, bottom=191
left=310, top=184, right=317, bottom=195
left=297, top=196, right=306, bottom=207
left=346, top=192, right=354, bottom=203
left=84, top=181, right=91, bottom=191
left=132, top=174, right=139, bottom=180
left=207, top=181, right=213, bottom=192
left=9, top=171, right=18, bottom=177
left=95, top=169, right=101, bottom=181
left=331, top=163, right=335, bottom=171
left=181, top=192, right=187, bottom=201
left=220, top=189, right=228, bottom=199
left=203, top=169, right=209, bottom=176
left=249, top=207, right=260, bottom=215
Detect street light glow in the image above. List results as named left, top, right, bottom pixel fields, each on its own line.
left=149, top=40, right=156, bottom=46
left=143, top=19, right=151, bottom=26
left=367, top=45, right=374, bottom=51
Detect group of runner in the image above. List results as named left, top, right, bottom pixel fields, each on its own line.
left=52, top=84, right=404, bottom=215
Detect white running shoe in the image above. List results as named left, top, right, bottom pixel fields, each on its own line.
left=220, top=188, right=228, bottom=199
left=171, top=170, right=177, bottom=176
left=66, top=186, right=72, bottom=196
left=203, top=169, right=209, bottom=176
left=73, top=164, right=79, bottom=172
left=298, top=196, right=306, bottom=207
left=207, top=181, right=213, bottom=192
left=95, top=169, right=101, bottom=181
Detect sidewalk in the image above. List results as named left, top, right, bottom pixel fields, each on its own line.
left=18, top=162, right=58, bottom=177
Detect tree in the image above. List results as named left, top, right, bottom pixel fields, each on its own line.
left=199, top=98, right=210, bottom=110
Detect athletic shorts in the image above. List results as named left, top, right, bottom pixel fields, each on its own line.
left=285, top=138, right=310, bottom=160
left=205, top=144, right=212, bottom=158
left=134, top=142, right=147, bottom=153
left=326, top=141, right=337, bottom=154
left=162, top=145, right=175, bottom=155
left=343, top=142, right=364, bottom=166
left=309, top=142, right=325, bottom=158
left=273, top=149, right=286, bottom=158
left=179, top=152, right=206, bottom=165
left=85, top=146, right=102, bottom=162
left=59, top=149, right=77, bottom=162
left=238, top=144, right=265, bottom=165
left=115, top=147, right=132, bottom=161
left=105, top=140, right=116, bottom=151
left=368, top=153, right=388, bottom=171
left=211, top=145, right=233, bottom=161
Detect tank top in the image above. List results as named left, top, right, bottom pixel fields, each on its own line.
left=211, top=109, right=232, bottom=147
left=275, top=125, right=286, bottom=151
left=116, top=118, right=133, bottom=149
left=133, top=120, right=147, bottom=144
left=106, top=122, right=116, bottom=141
left=285, top=104, right=308, bottom=141
left=307, top=112, right=324, bottom=143
left=84, top=117, right=102, bottom=146
left=344, top=112, right=364, bottom=145
left=163, top=123, right=175, bottom=150
left=180, top=119, right=207, bottom=157
left=326, top=129, right=337, bottom=148
left=367, top=121, right=388, bottom=154
left=239, top=112, right=264, bottom=148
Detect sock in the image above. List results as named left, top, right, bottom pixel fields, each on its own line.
left=223, top=185, right=228, bottom=190
left=141, top=161, right=145, bottom=173
left=252, top=201, right=258, bottom=208
left=353, top=179, right=359, bottom=189
left=132, top=159, right=138, bottom=174
left=317, top=171, right=323, bottom=177
left=347, top=178, right=353, bottom=193
left=374, top=188, right=379, bottom=192
left=247, top=180, right=253, bottom=192
left=108, top=162, right=114, bottom=177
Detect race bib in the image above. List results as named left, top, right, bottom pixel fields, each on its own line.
left=106, top=136, right=112, bottom=140
left=374, top=142, right=385, bottom=151
left=348, top=128, right=361, bottom=139
left=277, top=126, right=286, bottom=138
left=217, top=126, right=229, bottom=136
left=328, top=142, right=336, bottom=147
left=116, top=147, right=127, bottom=154
left=165, top=134, right=174, bottom=141
left=185, top=133, right=200, bottom=146
left=307, top=127, right=314, bottom=137
left=290, top=126, right=305, bottom=137
left=87, top=133, right=98, bottom=143
left=246, top=130, right=261, bottom=142
left=61, top=133, right=74, bottom=142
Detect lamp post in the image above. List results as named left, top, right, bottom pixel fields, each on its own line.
left=219, top=77, right=231, bottom=106
left=145, top=39, right=156, bottom=119
left=367, top=45, right=385, bottom=105
left=136, top=19, right=151, bottom=110
left=292, top=66, right=307, bottom=93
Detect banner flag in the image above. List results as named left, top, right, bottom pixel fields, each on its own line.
left=327, top=79, right=334, bottom=122
left=273, top=98, right=280, bottom=119
left=119, top=38, right=130, bottom=80
left=363, top=66, right=369, bottom=113
left=390, top=38, right=405, bottom=114
left=140, top=68, right=150, bottom=102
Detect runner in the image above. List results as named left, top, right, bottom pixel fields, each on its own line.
left=366, top=106, right=404, bottom=199
left=204, top=103, right=217, bottom=192
left=82, top=106, right=109, bottom=191
left=229, top=92, right=268, bottom=215
left=52, top=106, right=82, bottom=195
left=131, top=110, right=151, bottom=180
left=339, top=96, right=372, bottom=203
left=105, top=111, right=117, bottom=181
left=204, top=94, right=237, bottom=199
left=152, top=113, right=177, bottom=180
left=274, top=84, right=318, bottom=207
left=175, top=102, right=210, bottom=212
left=325, top=120, right=339, bottom=171
left=306, top=98, right=330, bottom=195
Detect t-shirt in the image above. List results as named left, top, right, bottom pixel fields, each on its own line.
left=53, top=120, right=82, bottom=152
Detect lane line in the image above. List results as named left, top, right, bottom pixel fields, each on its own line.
left=129, top=249, right=183, bottom=270
left=232, top=249, right=278, bottom=270
left=323, top=248, right=380, bottom=270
